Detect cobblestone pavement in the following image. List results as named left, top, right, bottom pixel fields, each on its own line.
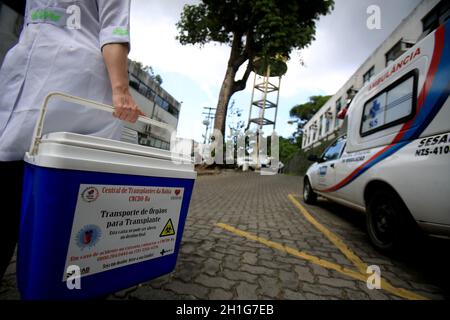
left=1, top=171, right=449, bottom=300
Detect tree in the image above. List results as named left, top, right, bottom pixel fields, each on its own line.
left=131, top=60, right=163, bottom=85
left=154, top=74, right=163, bottom=86
left=289, top=95, right=331, bottom=145
left=279, top=136, right=300, bottom=164
left=290, top=95, right=331, bottom=122
left=227, top=100, right=245, bottom=138
left=176, top=0, right=334, bottom=136
left=143, top=65, right=164, bottom=85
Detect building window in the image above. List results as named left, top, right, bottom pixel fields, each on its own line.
left=129, top=71, right=180, bottom=119
left=318, top=115, right=323, bottom=137
left=129, top=74, right=140, bottom=91
left=335, top=98, right=343, bottom=128
left=312, top=122, right=317, bottom=141
left=363, top=66, right=375, bottom=86
left=161, top=142, right=170, bottom=151
left=325, top=109, right=331, bottom=134
left=422, top=0, right=450, bottom=36
left=148, top=137, right=170, bottom=150
left=361, top=70, right=417, bottom=137
left=154, top=96, right=167, bottom=111
left=385, top=39, right=414, bottom=67
left=146, top=88, right=156, bottom=101
left=168, top=105, right=180, bottom=118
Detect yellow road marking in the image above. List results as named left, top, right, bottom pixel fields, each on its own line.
left=287, top=194, right=428, bottom=300
left=216, top=223, right=428, bottom=300
left=288, top=194, right=368, bottom=274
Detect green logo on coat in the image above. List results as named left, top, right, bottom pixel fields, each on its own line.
left=113, top=27, right=129, bottom=36
left=31, top=9, right=62, bottom=22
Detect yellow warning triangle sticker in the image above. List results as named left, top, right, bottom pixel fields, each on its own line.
left=160, top=219, right=176, bottom=237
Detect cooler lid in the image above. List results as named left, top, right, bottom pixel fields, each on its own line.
left=42, top=132, right=185, bottom=161
left=25, top=132, right=196, bottom=179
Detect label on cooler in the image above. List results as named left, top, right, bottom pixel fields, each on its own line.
left=63, top=184, right=184, bottom=281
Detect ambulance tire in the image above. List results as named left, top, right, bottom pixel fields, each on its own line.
left=303, top=178, right=317, bottom=205
left=366, top=190, right=416, bottom=253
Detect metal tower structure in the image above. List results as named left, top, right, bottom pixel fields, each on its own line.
left=245, top=57, right=287, bottom=170
left=247, top=56, right=288, bottom=133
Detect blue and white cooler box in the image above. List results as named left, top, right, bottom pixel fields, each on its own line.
left=17, top=93, right=196, bottom=300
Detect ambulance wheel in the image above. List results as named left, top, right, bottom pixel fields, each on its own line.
left=366, top=190, right=413, bottom=253
left=303, top=178, right=317, bottom=204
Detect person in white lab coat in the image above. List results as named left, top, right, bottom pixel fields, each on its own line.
left=0, top=0, right=144, bottom=282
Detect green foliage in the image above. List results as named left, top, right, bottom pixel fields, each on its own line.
left=279, top=136, right=300, bottom=163
left=290, top=95, right=332, bottom=122
left=282, top=95, right=331, bottom=175
left=177, top=0, right=334, bottom=59
left=131, top=60, right=163, bottom=85
left=176, top=0, right=334, bottom=136
left=288, top=95, right=331, bottom=149
left=154, top=74, right=163, bottom=85
left=283, top=142, right=328, bottom=176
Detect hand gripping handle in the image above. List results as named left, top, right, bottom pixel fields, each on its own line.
left=30, top=92, right=175, bottom=156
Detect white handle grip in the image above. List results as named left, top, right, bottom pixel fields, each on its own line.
left=30, top=92, right=175, bottom=156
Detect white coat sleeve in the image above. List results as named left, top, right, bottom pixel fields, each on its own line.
left=97, top=0, right=131, bottom=50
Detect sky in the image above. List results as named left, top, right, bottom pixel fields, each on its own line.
left=129, top=0, right=422, bottom=142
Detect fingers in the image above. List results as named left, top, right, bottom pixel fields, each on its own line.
left=122, top=105, right=133, bottom=122
left=124, top=106, right=142, bottom=123
left=127, top=106, right=140, bottom=123
left=112, top=95, right=126, bottom=120
left=112, top=94, right=145, bottom=123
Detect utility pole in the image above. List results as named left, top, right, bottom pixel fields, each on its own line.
left=202, top=107, right=216, bottom=144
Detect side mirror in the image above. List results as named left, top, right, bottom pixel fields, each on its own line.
left=307, top=155, right=319, bottom=162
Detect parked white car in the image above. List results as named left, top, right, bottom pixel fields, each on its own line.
left=304, top=21, right=450, bottom=252
left=237, top=155, right=270, bottom=170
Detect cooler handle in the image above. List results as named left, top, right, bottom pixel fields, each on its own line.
left=30, top=92, right=175, bottom=156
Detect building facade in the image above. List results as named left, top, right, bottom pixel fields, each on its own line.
left=302, top=0, right=449, bottom=150
left=127, top=61, right=181, bottom=150
left=0, top=1, right=181, bottom=151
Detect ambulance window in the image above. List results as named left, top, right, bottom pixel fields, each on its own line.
left=385, top=77, right=414, bottom=123
left=361, top=92, right=387, bottom=134
left=361, top=70, right=417, bottom=137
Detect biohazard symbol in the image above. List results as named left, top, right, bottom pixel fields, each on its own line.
left=160, top=219, right=176, bottom=237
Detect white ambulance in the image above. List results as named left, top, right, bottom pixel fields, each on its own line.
left=304, top=21, right=450, bottom=252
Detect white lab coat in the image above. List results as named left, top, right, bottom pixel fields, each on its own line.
left=0, top=0, right=131, bottom=161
